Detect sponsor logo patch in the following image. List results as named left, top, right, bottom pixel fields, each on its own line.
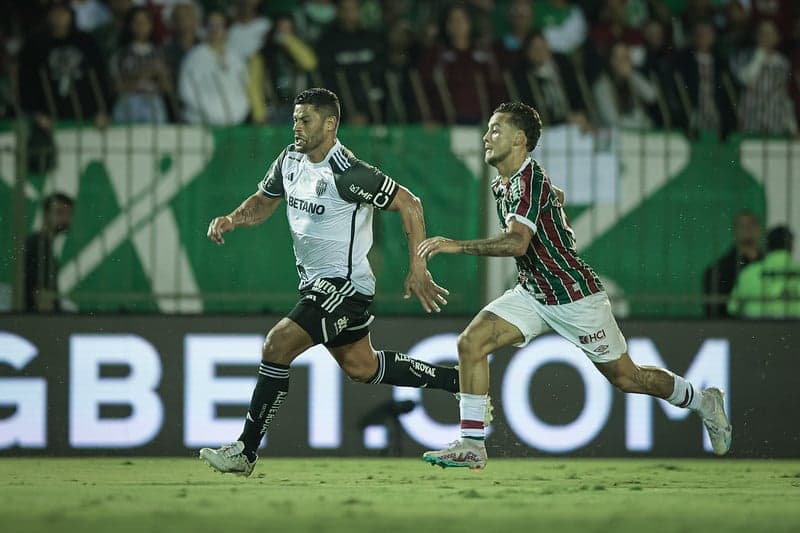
left=579, top=329, right=606, bottom=344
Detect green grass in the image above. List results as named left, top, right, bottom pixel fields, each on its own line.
left=1, top=458, right=799, bottom=533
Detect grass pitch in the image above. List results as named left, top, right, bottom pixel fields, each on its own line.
left=2, top=458, right=799, bottom=533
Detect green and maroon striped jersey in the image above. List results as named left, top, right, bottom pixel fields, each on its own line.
left=491, top=157, right=603, bottom=305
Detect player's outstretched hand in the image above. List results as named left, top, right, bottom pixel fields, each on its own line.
left=207, top=215, right=235, bottom=245
left=404, top=267, right=449, bottom=313
left=417, top=236, right=460, bottom=260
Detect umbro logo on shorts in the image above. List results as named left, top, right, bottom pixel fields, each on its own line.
left=593, top=344, right=609, bottom=354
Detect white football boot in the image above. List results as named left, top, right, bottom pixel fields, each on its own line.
left=423, top=438, right=488, bottom=470
left=199, top=441, right=257, bottom=476
left=700, top=387, right=732, bottom=456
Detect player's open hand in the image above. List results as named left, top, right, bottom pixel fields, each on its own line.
left=207, top=215, right=235, bottom=245
left=417, top=236, right=460, bottom=260
left=404, top=266, right=449, bottom=313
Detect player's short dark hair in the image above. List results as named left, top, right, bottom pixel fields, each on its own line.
left=766, top=225, right=793, bottom=252
left=493, top=102, right=543, bottom=152
left=43, top=192, right=74, bottom=212
left=295, top=88, right=341, bottom=125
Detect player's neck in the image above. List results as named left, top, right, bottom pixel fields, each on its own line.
left=495, top=151, right=528, bottom=182
left=305, top=138, right=337, bottom=164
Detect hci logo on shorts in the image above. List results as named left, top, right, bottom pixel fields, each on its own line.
left=579, top=329, right=606, bottom=344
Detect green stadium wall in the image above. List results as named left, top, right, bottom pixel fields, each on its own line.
left=1, top=124, right=794, bottom=317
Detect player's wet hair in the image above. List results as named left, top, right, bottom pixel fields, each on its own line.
left=493, top=102, right=542, bottom=152
left=295, top=88, right=341, bottom=126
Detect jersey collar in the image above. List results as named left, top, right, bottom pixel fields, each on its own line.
left=492, top=156, right=532, bottom=187
left=312, top=139, right=343, bottom=166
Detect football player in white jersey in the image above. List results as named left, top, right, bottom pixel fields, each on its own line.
left=200, top=88, right=458, bottom=476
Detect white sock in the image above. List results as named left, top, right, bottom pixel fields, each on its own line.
left=459, top=393, right=486, bottom=440
left=666, top=373, right=703, bottom=412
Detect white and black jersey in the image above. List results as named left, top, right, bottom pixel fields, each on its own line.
left=258, top=140, right=399, bottom=295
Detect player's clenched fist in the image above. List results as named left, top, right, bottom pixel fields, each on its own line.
left=207, top=215, right=235, bottom=245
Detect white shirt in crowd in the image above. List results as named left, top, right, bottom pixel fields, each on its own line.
left=178, top=43, right=250, bottom=125
left=227, top=17, right=272, bottom=61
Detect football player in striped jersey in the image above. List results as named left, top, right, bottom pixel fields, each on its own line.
left=418, top=102, right=731, bottom=469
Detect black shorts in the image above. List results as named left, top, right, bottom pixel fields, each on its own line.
left=287, top=277, right=374, bottom=348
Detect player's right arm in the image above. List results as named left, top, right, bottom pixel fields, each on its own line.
left=207, top=148, right=287, bottom=245
left=207, top=194, right=282, bottom=245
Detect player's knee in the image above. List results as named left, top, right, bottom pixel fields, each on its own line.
left=457, top=330, right=487, bottom=363
left=261, top=333, right=292, bottom=365
left=341, top=360, right=375, bottom=383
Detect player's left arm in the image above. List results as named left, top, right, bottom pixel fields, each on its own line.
left=418, top=218, right=534, bottom=259
left=386, top=186, right=449, bottom=313
left=334, top=157, right=449, bottom=313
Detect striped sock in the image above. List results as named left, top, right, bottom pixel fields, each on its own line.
left=459, top=393, right=486, bottom=440
left=238, top=361, right=290, bottom=459
left=666, top=373, right=702, bottom=411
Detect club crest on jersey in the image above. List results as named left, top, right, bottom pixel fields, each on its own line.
left=316, top=179, right=328, bottom=196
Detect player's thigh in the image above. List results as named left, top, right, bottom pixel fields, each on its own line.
left=459, top=310, right=526, bottom=357
left=326, top=334, right=378, bottom=382
left=536, top=291, right=627, bottom=364
left=465, top=285, right=549, bottom=355
left=262, top=317, right=314, bottom=364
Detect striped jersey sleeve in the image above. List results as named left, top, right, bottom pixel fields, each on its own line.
left=258, top=147, right=288, bottom=198
left=504, top=163, right=545, bottom=233
left=333, top=154, right=399, bottom=210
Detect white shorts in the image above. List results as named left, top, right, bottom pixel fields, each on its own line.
left=482, top=285, right=627, bottom=363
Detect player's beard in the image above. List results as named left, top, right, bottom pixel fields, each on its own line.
left=485, top=145, right=510, bottom=167
left=295, top=131, right=322, bottom=153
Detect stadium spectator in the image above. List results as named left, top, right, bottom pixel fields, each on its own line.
left=92, top=0, right=133, bottom=63
left=589, top=0, right=645, bottom=64
left=535, top=0, right=588, bottom=55
left=163, top=1, right=201, bottom=79
left=674, top=20, right=737, bottom=138
left=639, top=18, right=686, bottom=129
left=747, top=0, right=796, bottom=42
left=418, top=3, right=501, bottom=125
left=716, top=0, right=752, bottom=60
left=383, top=19, right=422, bottom=123
left=293, top=0, right=337, bottom=43
left=18, top=2, right=111, bottom=129
left=734, top=19, right=797, bottom=135
left=110, top=7, right=172, bottom=123
left=25, top=193, right=74, bottom=313
left=317, top=0, right=385, bottom=125
left=510, top=32, right=590, bottom=130
left=71, top=0, right=111, bottom=33
left=593, top=41, right=658, bottom=128
left=178, top=10, right=254, bottom=125
left=703, top=210, right=764, bottom=318
left=252, top=14, right=317, bottom=123
left=492, top=0, right=536, bottom=68
left=227, top=0, right=271, bottom=62
left=728, top=226, right=800, bottom=319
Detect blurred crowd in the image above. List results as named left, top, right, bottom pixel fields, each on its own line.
left=1, top=0, right=800, bottom=138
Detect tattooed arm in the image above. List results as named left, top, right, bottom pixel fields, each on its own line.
left=418, top=218, right=534, bottom=259
left=207, top=193, right=282, bottom=245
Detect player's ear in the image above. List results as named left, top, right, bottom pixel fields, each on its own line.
left=514, top=129, right=526, bottom=148
left=326, top=115, right=338, bottom=132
